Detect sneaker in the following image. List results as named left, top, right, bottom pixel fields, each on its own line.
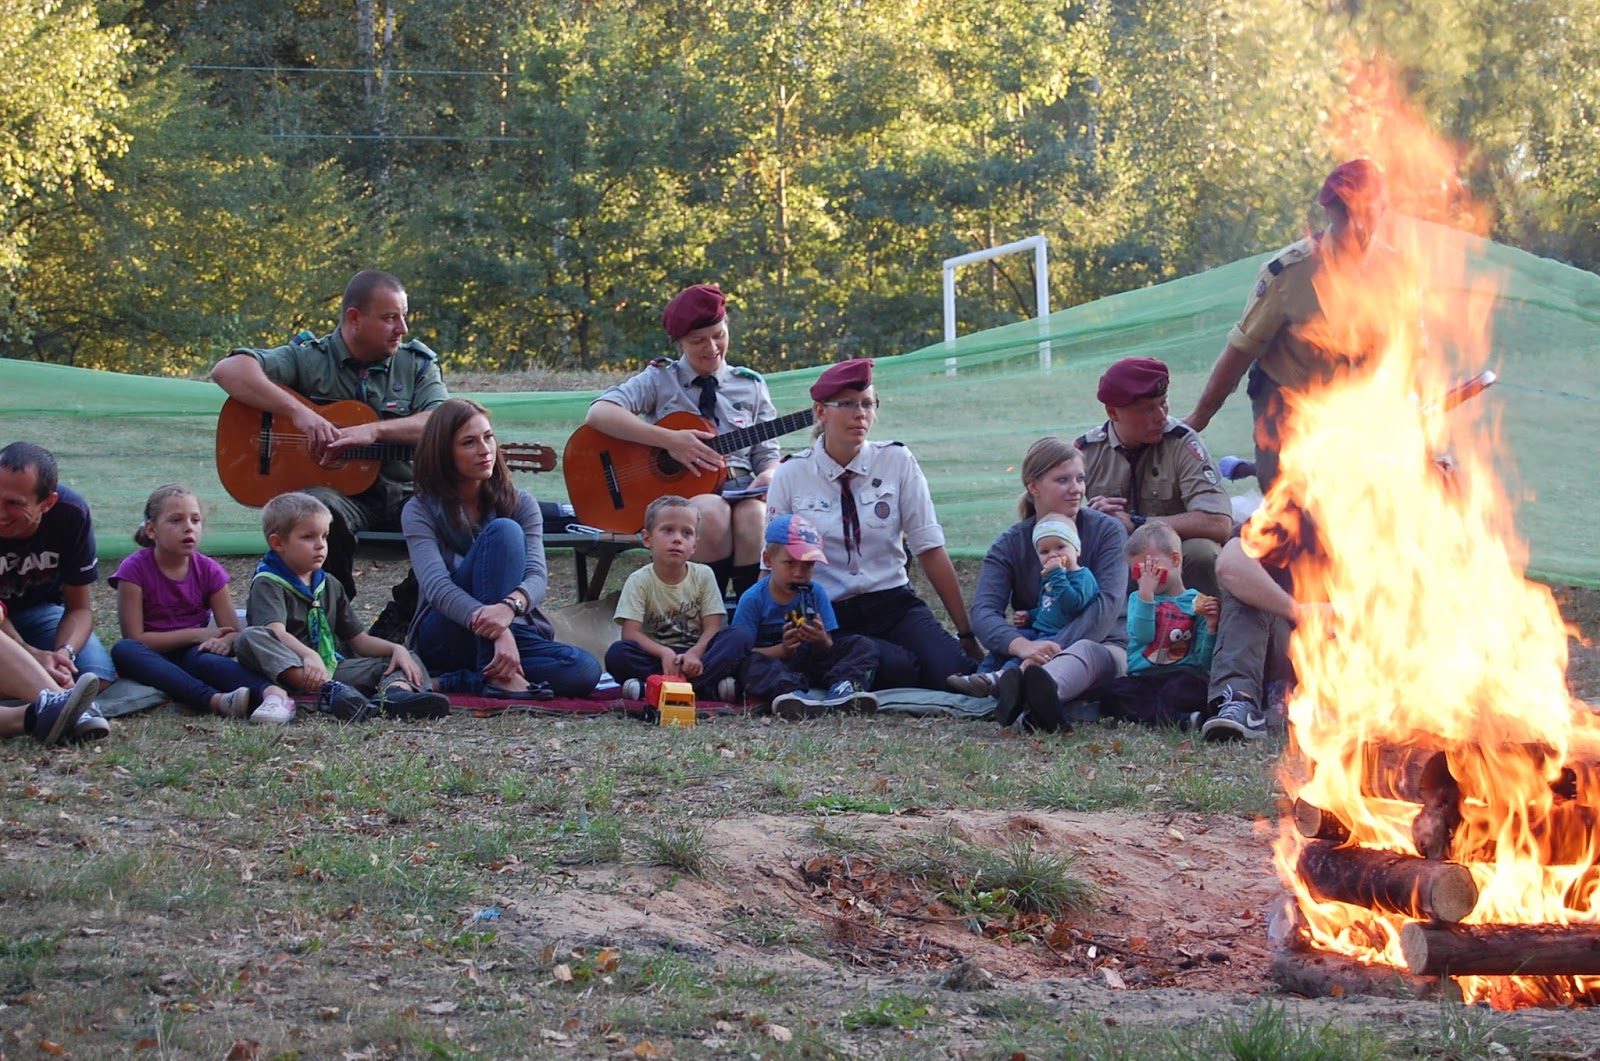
left=29, top=674, right=98, bottom=748
left=251, top=694, right=296, bottom=725
left=1018, top=666, right=1069, bottom=733
left=715, top=676, right=739, bottom=703
left=218, top=687, right=252, bottom=720
left=370, top=685, right=451, bottom=720
left=1179, top=710, right=1203, bottom=732
left=1265, top=680, right=1293, bottom=732
left=1202, top=690, right=1269, bottom=742
left=994, top=668, right=1025, bottom=727
left=317, top=680, right=374, bottom=722
left=821, top=680, right=878, bottom=714
left=622, top=678, right=644, bottom=701
left=947, top=672, right=995, bottom=698
left=771, top=691, right=827, bottom=721
left=68, top=702, right=111, bottom=744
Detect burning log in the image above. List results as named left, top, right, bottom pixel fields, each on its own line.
left=1359, top=743, right=1454, bottom=804
left=1411, top=790, right=1464, bottom=861
left=1269, top=948, right=1457, bottom=1001
left=1293, top=799, right=1350, bottom=843
left=1401, top=922, right=1600, bottom=978
left=1296, top=840, right=1478, bottom=923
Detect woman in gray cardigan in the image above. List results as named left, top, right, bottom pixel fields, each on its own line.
left=968, top=436, right=1129, bottom=731
left=402, top=399, right=600, bottom=698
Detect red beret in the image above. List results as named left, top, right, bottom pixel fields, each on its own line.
left=1096, top=357, right=1169, bottom=408
left=662, top=284, right=727, bottom=340
left=1318, top=159, right=1385, bottom=211
left=810, top=358, right=874, bottom=401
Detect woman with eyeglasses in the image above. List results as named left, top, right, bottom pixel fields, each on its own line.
left=765, top=359, right=978, bottom=690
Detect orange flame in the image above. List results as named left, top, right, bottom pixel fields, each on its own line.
left=1266, top=58, right=1600, bottom=1007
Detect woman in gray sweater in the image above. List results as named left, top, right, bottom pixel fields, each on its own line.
left=402, top=399, right=600, bottom=698
left=968, top=436, right=1129, bottom=732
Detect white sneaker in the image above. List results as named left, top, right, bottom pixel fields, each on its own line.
left=69, top=702, right=111, bottom=743
left=251, top=694, right=295, bottom=725
left=715, top=677, right=739, bottom=703
left=621, top=679, right=644, bottom=701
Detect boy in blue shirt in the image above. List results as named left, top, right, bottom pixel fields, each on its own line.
left=731, top=515, right=879, bottom=719
left=1100, top=521, right=1219, bottom=729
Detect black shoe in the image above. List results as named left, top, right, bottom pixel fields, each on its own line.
left=995, top=668, right=1024, bottom=727
left=318, top=680, right=376, bottom=722
left=1019, top=666, right=1069, bottom=733
left=372, top=686, right=451, bottom=720
left=368, top=570, right=419, bottom=643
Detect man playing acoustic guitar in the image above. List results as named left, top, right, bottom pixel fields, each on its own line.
left=211, top=269, right=450, bottom=602
left=583, top=284, right=777, bottom=598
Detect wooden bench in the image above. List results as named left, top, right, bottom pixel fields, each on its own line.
left=355, top=529, right=644, bottom=602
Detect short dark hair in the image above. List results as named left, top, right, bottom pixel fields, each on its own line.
left=341, top=270, right=405, bottom=316
left=0, top=441, right=59, bottom=499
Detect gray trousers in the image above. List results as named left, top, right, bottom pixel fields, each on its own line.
left=1181, top=537, right=1222, bottom=598
left=1205, top=586, right=1289, bottom=707
left=1038, top=640, right=1128, bottom=702
left=234, top=627, right=429, bottom=695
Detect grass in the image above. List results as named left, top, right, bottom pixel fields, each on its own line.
left=3, top=669, right=1591, bottom=1056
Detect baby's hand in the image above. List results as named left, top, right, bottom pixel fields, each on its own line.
left=1133, top=559, right=1166, bottom=598
left=1194, top=592, right=1220, bottom=633
left=1040, top=554, right=1065, bottom=574
left=1011, top=609, right=1031, bottom=629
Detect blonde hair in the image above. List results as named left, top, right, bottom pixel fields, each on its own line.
left=261, top=492, right=331, bottom=541
left=1017, top=437, right=1084, bottom=519
left=134, top=484, right=199, bottom=548
left=644, top=494, right=699, bottom=532
left=1124, top=520, right=1182, bottom=561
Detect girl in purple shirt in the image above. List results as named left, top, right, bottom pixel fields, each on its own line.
left=109, top=485, right=292, bottom=721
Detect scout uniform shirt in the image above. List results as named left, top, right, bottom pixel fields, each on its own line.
left=765, top=440, right=946, bottom=603
left=593, top=358, right=779, bottom=475
left=1226, top=233, right=1409, bottom=392
left=228, top=329, right=448, bottom=486
left=1076, top=417, right=1232, bottom=522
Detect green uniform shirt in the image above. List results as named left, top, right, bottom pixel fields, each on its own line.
left=1076, top=418, right=1232, bottom=521
left=228, top=329, right=448, bottom=485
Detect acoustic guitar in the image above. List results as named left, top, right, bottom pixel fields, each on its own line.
left=216, top=385, right=556, bottom=508
left=563, top=408, right=814, bottom=533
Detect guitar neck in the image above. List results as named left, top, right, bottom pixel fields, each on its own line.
left=711, top=409, right=815, bottom=456
left=339, top=443, right=415, bottom=462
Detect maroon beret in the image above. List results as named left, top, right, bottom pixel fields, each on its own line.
left=1096, top=357, right=1169, bottom=408
left=662, top=284, right=727, bottom=340
left=810, top=358, right=874, bottom=401
left=1318, top=159, right=1384, bottom=211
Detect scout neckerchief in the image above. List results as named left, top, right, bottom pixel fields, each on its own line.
left=253, top=552, right=340, bottom=672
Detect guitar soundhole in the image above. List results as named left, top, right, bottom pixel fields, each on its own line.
left=654, top=451, right=686, bottom=480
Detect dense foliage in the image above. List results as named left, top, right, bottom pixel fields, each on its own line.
left=2, top=0, right=1596, bottom=375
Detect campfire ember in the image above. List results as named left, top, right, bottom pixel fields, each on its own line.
left=1266, top=62, right=1600, bottom=1009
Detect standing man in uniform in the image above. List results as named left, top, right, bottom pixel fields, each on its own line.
left=585, top=283, right=778, bottom=598
left=1183, top=159, right=1400, bottom=493
left=212, top=270, right=449, bottom=607
left=1077, top=357, right=1232, bottom=597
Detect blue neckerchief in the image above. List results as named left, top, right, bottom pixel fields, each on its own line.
left=252, top=552, right=341, bottom=672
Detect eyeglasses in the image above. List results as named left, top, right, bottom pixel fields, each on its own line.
left=820, top=399, right=880, bottom=413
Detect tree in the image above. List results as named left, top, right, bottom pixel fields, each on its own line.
left=0, top=0, right=134, bottom=344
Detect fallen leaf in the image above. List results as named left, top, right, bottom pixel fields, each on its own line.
left=226, top=1040, right=262, bottom=1060
left=553, top=964, right=573, bottom=982
left=1166, top=827, right=1185, bottom=843
left=596, top=947, right=621, bottom=972
left=1100, top=967, right=1126, bottom=990
left=319, top=1007, right=341, bottom=1020
left=134, top=1038, right=158, bottom=1051
left=38, top=1042, right=66, bottom=1056
left=421, top=1000, right=458, bottom=1015
left=766, top=1023, right=793, bottom=1043
left=632, top=1041, right=659, bottom=1058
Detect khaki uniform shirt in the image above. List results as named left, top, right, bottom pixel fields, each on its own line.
left=229, top=329, right=449, bottom=485
left=1226, top=234, right=1407, bottom=392
left=593, top=358, right=778, bottom=474
left=1077, top=418, right=1232, bottom=521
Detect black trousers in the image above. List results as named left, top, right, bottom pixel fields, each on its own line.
left=831, top=585, right=972, bottom=691
left=739, top=634, right=878, bottom=701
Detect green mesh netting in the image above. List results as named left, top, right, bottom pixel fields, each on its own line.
left=5, top=230, right=1597, bottom=587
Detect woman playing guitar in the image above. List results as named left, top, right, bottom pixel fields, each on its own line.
left=580, top=284, right=777, bottom=598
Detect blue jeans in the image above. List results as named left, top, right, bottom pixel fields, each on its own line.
left=413, top=518, right=601, bottom=697
left=9, top=602, right=116, bottom=682
left=110, top=639, right=274, bottom=712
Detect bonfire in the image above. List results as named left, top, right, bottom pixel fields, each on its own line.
left=1266, top=63, right=1600, bottom=1009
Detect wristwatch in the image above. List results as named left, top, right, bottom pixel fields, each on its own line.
left=1129, top=513, right=1148, bottom=528
left=62, top=644, right=77, bottom=663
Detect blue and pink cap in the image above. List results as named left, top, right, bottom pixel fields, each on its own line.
left=765, top=514, right=828, bottom=563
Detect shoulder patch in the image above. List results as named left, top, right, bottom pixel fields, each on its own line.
left=1256, top=278, right=1268, bottom=296
left=731, top=366, right=763, bottom=381
left=885, top=440, right=905, bottom=448
left=1073, top=434, right=1088, bottom=449
left=648, top=357, right=673, bottom=368
left=783, top=447, right=813, bottom=461
left=1184, top=436, right=1208, bottom=463
left=1267, top=259, right=1283, bottom=276
left=401, top=340, right=437, bottom=362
